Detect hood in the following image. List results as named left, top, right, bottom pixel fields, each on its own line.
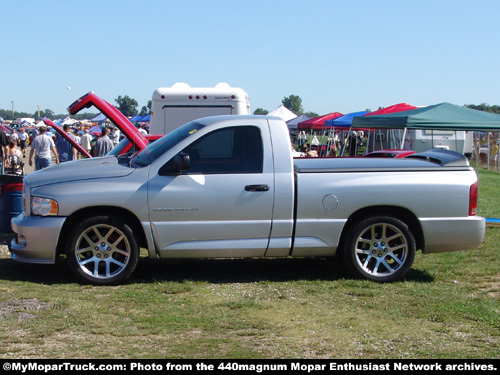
left=25, top=156, right=134, bottom=188
left=67, top=92, right=148, bottom=151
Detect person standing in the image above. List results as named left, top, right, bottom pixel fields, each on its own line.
left=0, top=127, right=9, bottom=174
left=29, top=126, right=59, bottom=170
left=94, top=127, right=114, bottom=156
left=9, top=128, right=19, bottom=146
left=55, top=124, right=77, bottom=162
left=80, top=128, right=92, bottom=156
left=137, top=124, right=148, bottom=136
left=18, top=128, right=28, bottom=157
left=110, top=126, right=120, bottom=147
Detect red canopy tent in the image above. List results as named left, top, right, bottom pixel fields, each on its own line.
left=363, top=103, right=418, bottom=117
left=355, top=103, right=418, bottom=153
left=297, top=112, right=343, bottom=130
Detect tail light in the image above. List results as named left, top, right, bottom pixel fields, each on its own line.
left=469, top=182, right=478, bottom=216
left=0, top=183, right=23, bottom=198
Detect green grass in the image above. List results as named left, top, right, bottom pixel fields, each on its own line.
left=0, top=171, right=499, bottom=359
left=477, top=168, right=500, bottom=218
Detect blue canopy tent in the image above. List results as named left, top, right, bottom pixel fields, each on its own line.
left=91, top=113, right=107, bottom=122
left=323, top=111, right=369, bottom=156
left=129, top=114, right=143, bottom=123
left=88, top=125, right=102, bottom=135
left=139, top=114, right=151, bottom=122
left=324, top=111, right=369, bottom=128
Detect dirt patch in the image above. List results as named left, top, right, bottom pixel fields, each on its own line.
left=0, top=299, right=50, bottom=321
left=477, top=275, right=500, bottom=298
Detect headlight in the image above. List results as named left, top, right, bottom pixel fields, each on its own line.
left=31, top=197, right=59, bottom=216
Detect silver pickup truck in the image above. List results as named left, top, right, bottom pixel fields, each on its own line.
left=9, top=115, right=485, bottom=285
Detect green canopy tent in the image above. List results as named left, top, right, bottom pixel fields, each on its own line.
left=351, top=102, right=500, bottom=170
left=352, top=102, right=500, bottom=131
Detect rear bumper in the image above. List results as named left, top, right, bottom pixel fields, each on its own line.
left=9, top=214, right=66, bottom=264
left=420, top=216, right=486, bottom=254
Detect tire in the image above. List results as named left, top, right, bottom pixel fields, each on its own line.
left=66, top=215, right=139, bottom=285
left=341, top=216, right=416, bottom=282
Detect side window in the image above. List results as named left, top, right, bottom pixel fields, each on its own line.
left=183, top=126, right=263, bottom=174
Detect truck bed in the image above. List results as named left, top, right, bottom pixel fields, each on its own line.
left=294, top=149, right=472, bottom=173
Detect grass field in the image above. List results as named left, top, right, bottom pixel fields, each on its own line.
left=0, top=169, right=498, bottom=359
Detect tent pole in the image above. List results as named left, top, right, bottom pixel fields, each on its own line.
left=487, top=132, right=491, bottom=170
left=367, top=130, right=371, bottom=153
left=401, top=128, right=407, bottom=149
left=496, top=133, right=500, bottom=172
left=475, top=131, right=480, bottom=170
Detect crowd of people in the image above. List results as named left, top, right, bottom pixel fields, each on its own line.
left=0, top=122, right=149, bottom=175
left=296, top=130, right=366, bottom=158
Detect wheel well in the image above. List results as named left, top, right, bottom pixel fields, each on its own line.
left=340, top=206, right=424, bottom=251
left=56, top=206, right=148, bottom=258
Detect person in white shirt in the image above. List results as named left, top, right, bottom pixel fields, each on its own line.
left=137, top=124, right=148, bottom=136
left=9, top=129, right=19, bottom=145
left=28, top=126, right=59, bottom=170
left=110, top=127, right=121, bottom=146
left=80, top=128, right=93, bottom=155
left=18, top=128, right=28, bottom=157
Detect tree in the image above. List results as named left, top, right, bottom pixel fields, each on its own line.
left=282, top=95, right=303, bottom=116
left=140, top=100, right=152, bottom=116
left=115, top=95, right=139, bottom=117
left=34, top=108, right=54, bottom=120
left=253, top=108, right=269, bottom=115
left=305, top=111, right=319, bottom=118
left=464, top=103, right=500, bottom=114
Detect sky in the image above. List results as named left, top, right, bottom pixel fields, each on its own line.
left=2, top=0, right=500, bottom=117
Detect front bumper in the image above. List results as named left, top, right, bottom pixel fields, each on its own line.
left=9, top=214, right=67, bottom=264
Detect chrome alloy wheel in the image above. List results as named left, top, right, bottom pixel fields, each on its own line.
left=354, top=222, right=409, bottom=277
left=74, top=223, right=132, bottom=280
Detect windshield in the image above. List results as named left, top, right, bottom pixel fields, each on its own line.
left=131, top=121, right=205, bottom=168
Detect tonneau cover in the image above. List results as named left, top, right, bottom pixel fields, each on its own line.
left=294, top=149, right=471, bottom=173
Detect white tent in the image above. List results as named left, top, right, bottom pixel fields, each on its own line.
left=268, top=105, right=297, bottom=122
left=61, top=117, right=78, bottom=125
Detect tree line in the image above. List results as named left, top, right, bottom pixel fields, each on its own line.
left=0, top=95, right=152, bottom=122
left=2, top=95, right=500, bottom=122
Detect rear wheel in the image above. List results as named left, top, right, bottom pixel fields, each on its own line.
left=341, top=216, right=416, bottom=282
left=66, top=215, right=139, bottom=285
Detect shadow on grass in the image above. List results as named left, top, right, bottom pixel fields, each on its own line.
left=0, top=256, right=434, bottom=285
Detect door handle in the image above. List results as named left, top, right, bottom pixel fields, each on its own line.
left=245, top=184, right=270, bottom=192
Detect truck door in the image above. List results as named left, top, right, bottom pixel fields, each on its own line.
left=148, top=125, right=274, bottom=257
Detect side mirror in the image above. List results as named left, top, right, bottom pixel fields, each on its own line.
left=159, top=153, right=191, bottom=175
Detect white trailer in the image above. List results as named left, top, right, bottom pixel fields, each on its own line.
left=149, top=82, right=250, bottom=135
left=409, top=129, right=473, bottom=156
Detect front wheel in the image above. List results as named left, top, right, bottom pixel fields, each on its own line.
left=341, top=216, right=416, bottom=282
left=66, top=215, right=139, bottom=285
